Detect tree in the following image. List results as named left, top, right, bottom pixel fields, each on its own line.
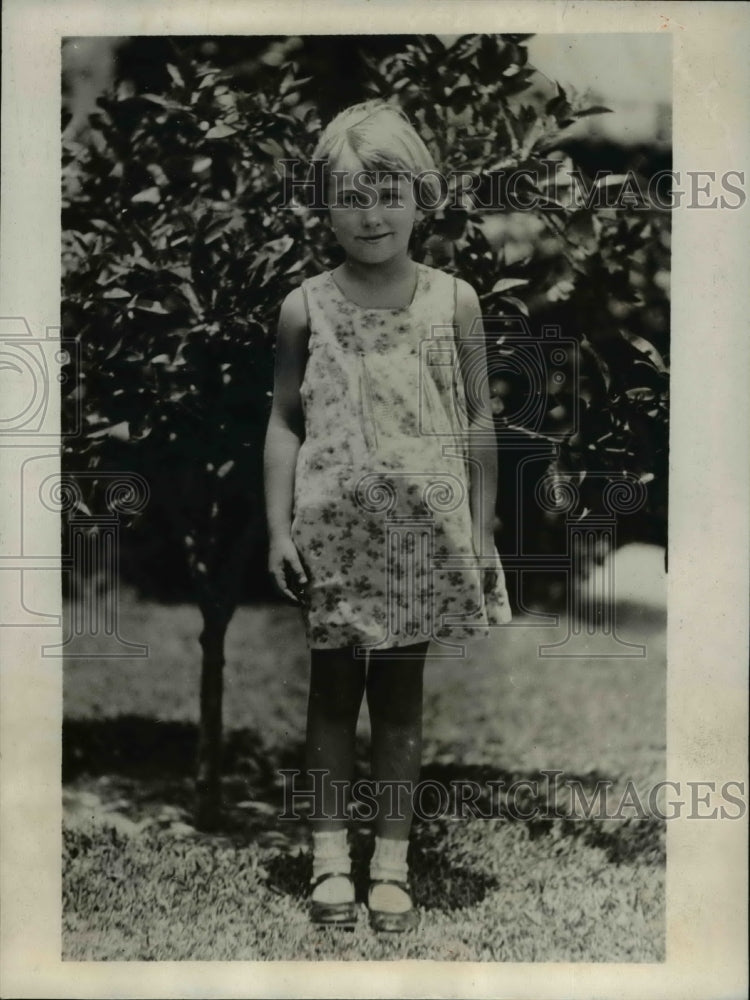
left=62, top=34, right=669, bottom=826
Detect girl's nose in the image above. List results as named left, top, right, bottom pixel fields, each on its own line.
left=361, top=202, right=383, bottom=227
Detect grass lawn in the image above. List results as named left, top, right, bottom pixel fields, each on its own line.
left=63, top=588, right=666, bottom=961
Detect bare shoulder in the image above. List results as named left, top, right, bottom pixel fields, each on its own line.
left=277, top=286, right=310, bottom=351
left=274, top=285, right=310, bottom=378
left=278, top=285, right=308, bottom=332
left=454, top=276, right=481, bottom=312
left=453, top=277, right=482, bottom=339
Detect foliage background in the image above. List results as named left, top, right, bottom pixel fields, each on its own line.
left=61, top=34, right=670, bottom=606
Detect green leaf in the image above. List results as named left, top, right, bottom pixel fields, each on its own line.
left=547, top=279, right=575, bottom=302
left=620, top=331, right=668, bottom=372
left=179, top=282, right=203, bottom=317
left=134, top=299, right=169, bottom=314
left=203, top=218, right=233, bottom=245
left=279, top=74, right=313, bottom=96
left=491, top=277, right=529, bottom=294
left=580, top=337, right=612, bottom=393
left=87, top=421, right=130, bottom=441
left=546, top=82, right=571, bottom=118
left=256, top=138, right=285, bottom=160
left=104, top=337, right=124, bottom=361
left=192, top=156, right=212, bottom=173
left=499, top=294, right=529, bottom=317
left=205, top=123, right=237, bottom=140
left=284, top=258, right=305, bottom=276
left=626, top=387, right=657, bottom=402
left=141, top=93, right=185, bottom=112
left=166, top=63, right=185, bottom=89
left=131, top=187, right=161, bottom=204
left=166, top=265, right=191, bottom=280
left=573, top=105, right=613, bottom=118
left=255, top=234, right=294, bottom=268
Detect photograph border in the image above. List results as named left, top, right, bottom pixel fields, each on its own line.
left=1, top=1, right=748, bottom=998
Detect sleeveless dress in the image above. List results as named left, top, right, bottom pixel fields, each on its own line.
left=291, top=262, right=512, bottom=652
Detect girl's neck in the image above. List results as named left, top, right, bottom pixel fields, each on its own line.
left=338, top=254, right=416, bottom=289
left=333, top=256, right=419, bottom=310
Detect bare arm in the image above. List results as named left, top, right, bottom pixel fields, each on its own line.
left=454, top=278, right=499, bottom=589
left=263, top=286, right=310, bottom=601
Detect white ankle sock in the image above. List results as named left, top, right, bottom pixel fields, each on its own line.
left=370, top=836, right=409, bottom=882
left=310, top=829, right=353, bottom=904
left=369, top=837, right=411, bottom=913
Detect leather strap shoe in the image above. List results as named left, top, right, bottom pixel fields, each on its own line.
left=309, top=872, right=358, bottom=928
left=367, top=879, right=419, bottom=933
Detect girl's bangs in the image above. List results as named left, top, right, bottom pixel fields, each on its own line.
left=354, top=148, right=416, bottom=184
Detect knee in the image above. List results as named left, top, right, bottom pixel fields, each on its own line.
left=367, top=679, right=423, bottom=726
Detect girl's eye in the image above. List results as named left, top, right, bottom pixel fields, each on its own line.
left=334, top=190, right=403, bottom=209
left=339, top=193, right=366, bottom=208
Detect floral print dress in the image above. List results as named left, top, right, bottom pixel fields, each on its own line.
left=291, top=262, right=512, bottom=652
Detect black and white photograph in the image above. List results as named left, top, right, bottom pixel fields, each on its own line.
left=1, top=2, right=748, bottom=998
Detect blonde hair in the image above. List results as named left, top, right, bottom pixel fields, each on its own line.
left=311, top=100, right=444, bottom=208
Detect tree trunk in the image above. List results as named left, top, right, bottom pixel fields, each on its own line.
left=195, top=604, right=231, bottom=830
left=188, top=471, right=264, bottom=830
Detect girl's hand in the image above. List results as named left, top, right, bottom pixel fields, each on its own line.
left=268, top=536, right=309, bottom=604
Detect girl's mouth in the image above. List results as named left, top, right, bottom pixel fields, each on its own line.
left=358, top=233, right=392, bottom=243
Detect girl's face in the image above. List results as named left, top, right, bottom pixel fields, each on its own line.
left=327, top=146, right=418, bottom=267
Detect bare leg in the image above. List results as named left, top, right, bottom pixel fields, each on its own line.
left=306, top=644, right=366, bottom=831
left=305, top=645, right=366, bottom=907
left=366, top=641, right=428, bottom=914
left=366, top=640, right=428, bottom=839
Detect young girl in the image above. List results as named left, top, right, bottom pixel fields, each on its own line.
left=264, top=101, right=511, bottom=933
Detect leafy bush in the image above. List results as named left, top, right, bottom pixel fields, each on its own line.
left=62, top=34, right=669, bottom=603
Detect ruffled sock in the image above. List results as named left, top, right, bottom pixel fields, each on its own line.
left=310, top=829, right=354, bottom=904
left=369, top=836, right=412, bottom=913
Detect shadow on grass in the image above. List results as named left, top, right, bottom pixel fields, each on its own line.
left=64, top=716, right=665, bottom=912
left=64, top=714, right=293, bottom=845
left=417, top=760, right=666, bottom=868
